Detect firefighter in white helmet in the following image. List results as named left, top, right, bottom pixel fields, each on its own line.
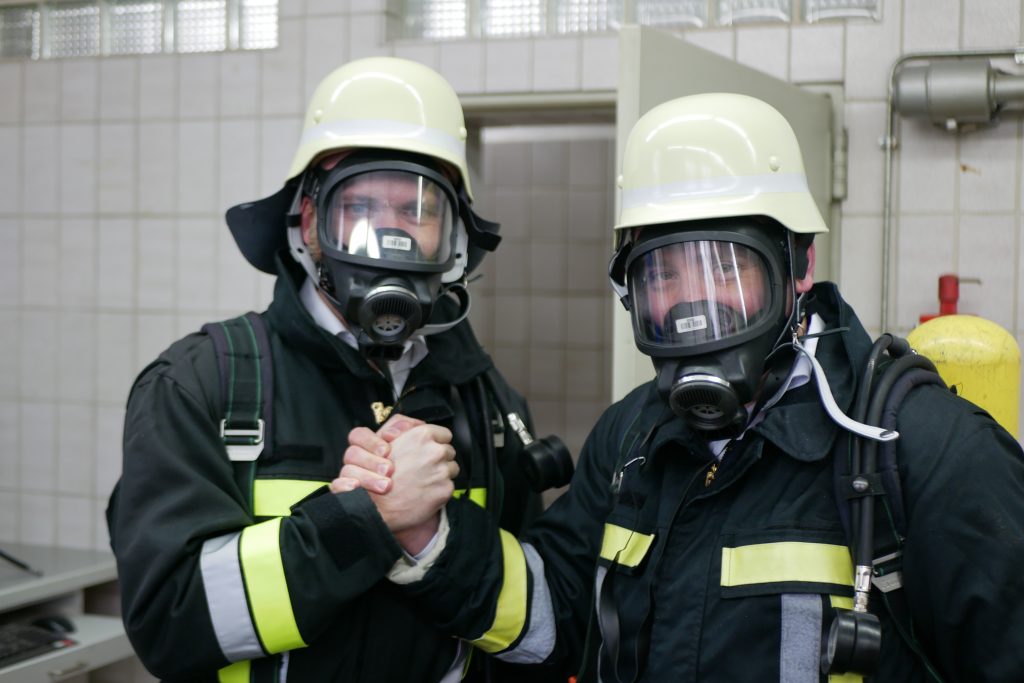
left=341, top=93, right=1024, bottom=682
left=109, top=57, right=566, bottom=683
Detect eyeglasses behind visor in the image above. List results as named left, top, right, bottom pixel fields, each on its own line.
left=317, top=164, right=457, bottom=272
left=628, top=239, right=776, bottom=350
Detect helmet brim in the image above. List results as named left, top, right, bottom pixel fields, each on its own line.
left=225, top=183, right=296, bottom=274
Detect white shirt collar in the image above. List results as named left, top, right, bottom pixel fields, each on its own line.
left=299, top=277, right=428, bottom=397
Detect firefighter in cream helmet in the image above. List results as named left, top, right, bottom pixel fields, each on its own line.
left=336, top=92, right=1024, bottom=683
left=227, top=56, right=500, bottom=358
left=109, top=57, right=552, bottom=683
left=609, top=92, right=828, bottom=436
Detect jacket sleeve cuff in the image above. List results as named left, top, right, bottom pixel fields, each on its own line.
left=302, top=488, right=403, bottom=573
left=387, top=508, right=450, bottom=585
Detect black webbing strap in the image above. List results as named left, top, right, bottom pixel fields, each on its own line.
left=202, top=312, right=274, bottom=510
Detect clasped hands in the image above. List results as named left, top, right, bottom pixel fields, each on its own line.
left=330, top=415, right=458, bottom=555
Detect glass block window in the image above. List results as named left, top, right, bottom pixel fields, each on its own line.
left=49, top=1, right=100, bottom=57
left=110, top=0, right=163, bottom=54
left=715, top=0, right=792, bottom=25
left=239, top=0, right=277, bottom=48
left=804, top=0, right=880, bottom=22
left=556, top=0, right=620, bottom=33
left=405, top=0, right=466, bottom=38
left=483, top=0, right=543, bottom=36
left=634, top=0, right=707, bottom=28
left=175, top=0, right=226, bottom=52
left=0, top=5, right=40, bottom=59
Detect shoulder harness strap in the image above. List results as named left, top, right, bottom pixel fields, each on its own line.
left=202, top=312, right=274, bottom=509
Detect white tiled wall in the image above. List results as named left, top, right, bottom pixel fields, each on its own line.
left=2, top=1, right=1024, bottom=677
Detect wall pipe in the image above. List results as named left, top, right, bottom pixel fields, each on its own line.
left=881, top=48, right=1024, bottom=331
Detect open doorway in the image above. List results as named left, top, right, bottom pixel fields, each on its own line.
left=464, top=107, right=616, bottom=501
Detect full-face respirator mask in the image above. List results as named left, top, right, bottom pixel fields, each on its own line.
left=289, top=153, right=472, bottom=359
left=610, top=220, right=801, bottom=437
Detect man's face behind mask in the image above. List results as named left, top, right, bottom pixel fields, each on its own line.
left=319, top=168, right=455, bottom=270
left=630, top=240, right=773, bottom=351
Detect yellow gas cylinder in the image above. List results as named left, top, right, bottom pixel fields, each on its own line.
left=907, top=315, right=1020, bottom=438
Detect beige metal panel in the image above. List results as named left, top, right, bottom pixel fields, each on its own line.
left=612, top=25, right=835, bottom=401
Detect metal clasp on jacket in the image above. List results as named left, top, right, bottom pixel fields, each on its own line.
left=220, top=419, right=265, bottom=462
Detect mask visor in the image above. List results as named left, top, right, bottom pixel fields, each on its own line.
left=628, top=240, right=774, bottom=351
left=319, top=169, right=455, bottom=270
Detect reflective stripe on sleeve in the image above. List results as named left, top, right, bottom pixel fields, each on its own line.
left=201, top=532, right=265, bottom=662
left=453, top=487, right=487, bottom=509
left=720, top=542, right=853, bottom=587
left=252, top=479, right=327, bottom=517
left=472, top=529, right=527, bottom=653
left=217, top=660, right=250, bottom=683
left=239, top=518, right=308, bottom=653
left=496, top=542, right=556, bottom=664
left=599, top=523, right=655, bottom=568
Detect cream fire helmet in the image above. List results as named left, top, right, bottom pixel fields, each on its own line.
left=287, top=56, right=474, bottom=198
left=615, top=92, right=827, bottom=246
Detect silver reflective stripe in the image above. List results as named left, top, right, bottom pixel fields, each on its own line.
left=496, top=542, right=556, bottom=664
left=621, top=172, right=810, bottom=210
left=779, top=593, right=822, bottom=683
left=279, top=651, right=290, bottom=682
left=201, top=532, right=265, bottom=661
left=594, top=565, right=608, bottom=642
left=299, top=119, right=465, bottom=161
left=439, top=640, right=468, bottom=683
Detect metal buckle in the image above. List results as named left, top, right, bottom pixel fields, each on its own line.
left=871, top=550, right=904, bottom=593
left=220, top=418, right=265, bottom=462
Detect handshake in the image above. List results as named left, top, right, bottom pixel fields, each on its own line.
left=330, top=415, right=458, bottom=555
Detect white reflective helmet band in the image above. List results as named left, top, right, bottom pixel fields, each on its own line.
left=298, top=119, right=466, bottom=166
left=621, top=173, right=810, bottom=211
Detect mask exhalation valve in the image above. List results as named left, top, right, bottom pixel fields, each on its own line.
left=669, top=374, right=742, bottom=431
left=359, top=280, right=424, bottom=345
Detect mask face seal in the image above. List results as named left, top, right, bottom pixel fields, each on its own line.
left=303, top=155, right=464, bottom=355
left=617, top=222, right=794, bottom=435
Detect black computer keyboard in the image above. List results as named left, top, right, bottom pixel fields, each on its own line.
left=0, top=623, right=74, bottom=668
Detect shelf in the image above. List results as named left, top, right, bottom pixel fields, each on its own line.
left=0, top=544, right=132, bottom=682
left=0, top=544, right=117, bottom=614
left=0, top=614, right=133, bottom=683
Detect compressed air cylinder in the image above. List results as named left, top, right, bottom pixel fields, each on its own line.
left=907, top=315, right=1020, bottom=439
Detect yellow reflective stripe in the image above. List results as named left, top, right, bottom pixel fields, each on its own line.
left=830, top=595, right=854, bottom=609
left=239, top=518, right=307, bottom=653
left=217, top=660, right=250, bottom=683
left=599, top=523, right=655, bottom=567
left=472, top=529, right=527, bottom=653
left=252, top=479, right=326, bottom=517
left=829, top=673, right=863, bottom=683
left=721, top=542, right=853, bottom=587
left=453, top=487, right=487, bottom=508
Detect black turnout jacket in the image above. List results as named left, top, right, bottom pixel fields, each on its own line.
left=107, top=256, right=543, bottom=682
left=399, top=283, right=1024, bottom=682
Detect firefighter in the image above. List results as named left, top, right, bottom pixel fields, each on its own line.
left=107, top=57, right=553, bottom=682
left=341, top=93, right=1024, bottom=682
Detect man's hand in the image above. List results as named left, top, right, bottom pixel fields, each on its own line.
left=331, top=418, right=458, bottom=554
left=330, top=414, right=422, bottom=493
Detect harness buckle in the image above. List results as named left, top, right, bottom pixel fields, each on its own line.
left=220, top=418, right=265, bottom=462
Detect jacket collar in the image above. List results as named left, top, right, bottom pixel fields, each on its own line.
left=644, top=283, right=872, bottom=463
